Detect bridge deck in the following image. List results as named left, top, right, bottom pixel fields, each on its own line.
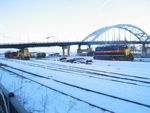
left=0, top=41, right=149, bottom=49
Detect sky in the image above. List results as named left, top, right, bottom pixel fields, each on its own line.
left=0, top=0, right=150, bottom=43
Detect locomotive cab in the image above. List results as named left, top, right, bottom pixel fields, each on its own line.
left=21, top=48, right=30, bottom=60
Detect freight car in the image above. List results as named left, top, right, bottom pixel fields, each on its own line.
left=94, top=45, right=134, bottom=61
left=5, top=48, right=30, bottom=60
left=30, top=52, right=46, bottom=58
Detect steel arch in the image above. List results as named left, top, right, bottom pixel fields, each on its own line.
left=82, top=24, right=150, bottom=42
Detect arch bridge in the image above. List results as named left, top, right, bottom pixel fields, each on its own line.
left=78, top=24, right=150, bottom=56
left=82, top=24, right=149, bottom=42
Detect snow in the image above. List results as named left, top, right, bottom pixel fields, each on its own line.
left=0, top=56, right=150, bottom=113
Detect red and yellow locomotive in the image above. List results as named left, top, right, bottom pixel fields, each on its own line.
left=5, top=48, right=30, bottom=60
left=94, top=45, right=134, bottom=61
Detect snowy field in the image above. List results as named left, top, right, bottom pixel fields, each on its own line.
left=0, top=56, right=150, bottom=113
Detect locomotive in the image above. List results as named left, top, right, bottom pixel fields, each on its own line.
left=5, top=48, right=30, bottom=60
left=94, top=45, right=134, bottom=61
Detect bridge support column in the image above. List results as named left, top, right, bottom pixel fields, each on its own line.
left=77, top=45, right=93, bottom=56
left=77, top=45, right=81, bottom=55
left=62, top=46, right=70, bottom=57
left=142, top=44, right=147, bottom=57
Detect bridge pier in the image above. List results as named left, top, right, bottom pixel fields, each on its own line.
left=142, top=44, right=147, bottom=57
left=62, top=46, right=70, bottom=57
left=77, top=45, right=81, bottom=55
left=77, top=45, right=93, bottom=56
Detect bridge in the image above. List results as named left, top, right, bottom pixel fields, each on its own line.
left=0, top=24, right=150, bottom=56
left=0, top=41, right=150, bottom=49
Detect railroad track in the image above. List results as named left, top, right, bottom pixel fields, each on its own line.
left=35, top=60, right=150, bottom=80
left=0, top=64, right=113, bottom=113
left=0, top=64, right=150, bottom=113
left=34, top=60, right=150, bottom=84
left=3, top=58, right=150, bottom=88
left=2, top=58, right=150, bottom=80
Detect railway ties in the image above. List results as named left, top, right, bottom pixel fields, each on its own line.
left=0, top=63, right=150, bottom=113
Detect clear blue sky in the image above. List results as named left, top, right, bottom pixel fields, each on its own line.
left=0, top=0, right=150, bottom=43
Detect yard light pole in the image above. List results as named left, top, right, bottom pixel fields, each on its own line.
left=46, top=36, right=55, bottom=42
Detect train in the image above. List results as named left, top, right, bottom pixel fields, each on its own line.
left=94, top=45, right=134, bottom=61
left=5, top=48, right=30, bottom=60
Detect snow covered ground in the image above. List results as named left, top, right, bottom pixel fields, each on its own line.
left=0, top=56, right=150, bottom=113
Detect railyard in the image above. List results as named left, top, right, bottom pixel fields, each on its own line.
left=0, top=56, right=150, bottom=113
left=1, top=0, right=150, bottom=113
